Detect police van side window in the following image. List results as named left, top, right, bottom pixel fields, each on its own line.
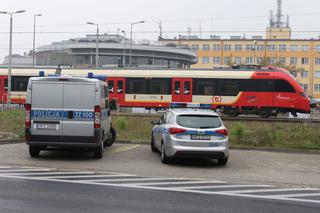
left=100, top=86, right=106, bottom=109
left=104, top=86, right=109, bottom=109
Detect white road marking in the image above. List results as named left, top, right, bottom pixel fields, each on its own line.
left=124, top=180, right=226, bottom=186
left=274, top=193, right=320, bottom=198
left=0, top=171, right=95, bottom=176
left=0, top=168, right=53, bottom=173
left=171, top=184, right=273, bottom=190
left=40, top=174, right=136, bottom=179
left=219, top=188, right=320, bottom=194
left=85, top=177, right=186, bottom=183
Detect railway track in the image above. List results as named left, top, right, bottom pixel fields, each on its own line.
left=112, top=112, right=320, bottom=123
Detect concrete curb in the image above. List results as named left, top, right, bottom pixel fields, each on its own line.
left=1, top=139, right=319, bottom=155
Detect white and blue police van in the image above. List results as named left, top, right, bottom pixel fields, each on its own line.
left=25, top=72, right=116, bottom=159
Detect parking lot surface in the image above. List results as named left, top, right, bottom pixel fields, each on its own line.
left=0, top=142, right=319, bottom=187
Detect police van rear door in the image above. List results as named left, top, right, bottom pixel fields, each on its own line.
left=62, top=80, right=96, bottom=139
left=31, top=80, right=63, bottom=139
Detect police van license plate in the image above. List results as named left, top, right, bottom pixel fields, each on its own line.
left=191, top=135, right=210, bottom=140
left=36, top=123, right=59, bottom=130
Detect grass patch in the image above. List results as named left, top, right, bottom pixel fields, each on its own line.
left=1, top=110, right=320, bottom=150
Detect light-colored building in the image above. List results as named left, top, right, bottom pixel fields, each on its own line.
left=160, top=1, right=320, bottom=98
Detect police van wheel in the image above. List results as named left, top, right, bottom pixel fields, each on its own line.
left=217, top=156, right=228, bottom=166
left=151, top=135, right=157, bottom=153
left=29, top=146, right=40, bottom=158
left=104, top=127, right=116, bottom=147
left=94, top=144, right=103, bottom=159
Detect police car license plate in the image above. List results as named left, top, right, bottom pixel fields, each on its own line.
left=191, top=135, right=210, bottom=140
left=36, top=123, right=59, bottom=130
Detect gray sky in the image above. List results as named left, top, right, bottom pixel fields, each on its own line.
left=0, top=0, right=320, bottom=61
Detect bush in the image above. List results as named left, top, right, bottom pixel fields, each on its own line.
left=115, top=117, right=128, bottom=130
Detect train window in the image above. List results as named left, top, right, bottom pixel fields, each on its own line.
left=150, top=79, right=171, bottom=94
left=118, top=80, right=123, bottom=94
left=12, top=76, right=29, bottom=92
left=275, top=80, right=295, bottom=93
left=4, top=79, right=8, bottom=91
left=219, top=81, right=239, bottom=96
left=184, top=81, right=190, bottom=95
left=174, top=81, right=180, bottom=95
left=240, top=79, right=274, bottom=92
left=193, top=79, right=216, bottom=95
left=126, top=78, right=147, bottom=94
left=108, top=80, right=114, bottom=93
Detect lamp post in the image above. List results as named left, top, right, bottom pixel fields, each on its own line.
left=121, top=30, right=126, bottom=67
left=0, top=10, right=26, bottom=108
left=87, top=22, right=99, bottom=68
left=273, top=36, right=277, bottom=65
left=129, top=20, right=145, bottom=67
left=253, top=40, right=257, bottom=65
left=33, top=13, right=41, bottom=67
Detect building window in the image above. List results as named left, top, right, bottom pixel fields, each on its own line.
left=290, top=45, right=298, bottom=51
left=213, top=57, right=221, bottom=64
left=279, top=57, right=286, bottom=64
left=267, top=45, right=276, bottom=51
left=213, top=44, right=221, bottom=51
left=290, top=57, right=297, bottom=65
left=301, top=58, right=309, bottom=65
left=224, top=45, right=231, bottom=51
left=315, top=58, right=320, bottom=65
left=314, top=84, right=320, bottom=92
left=301, top=71, right=309, bottom=78
left=257, top=45, right=265, bottom=51
left=316, top=45, right=320, bottom=52
left=302, top=45, right=309, bottom=51
left=246, top=44, right=254, bottom=51
left=235, top=44, right=242, bottom=51
left=315, top=71, right=320, bottom=78
left=224, top=57, right=231, bottom=65
left=245, top=57, right=253, bottom=64
left=191, top=44, right=199, bottom=50
left=235, top=57, right=242, bottom=65
left=202, top=57, right=209, bottom=64
left=279, top=44, right=286, bottom=51
left=270, top=57, right=276, bottom=64
left=203, top=44, right=210, bottom=51
left=291, top=71, right=297, bottom=78
left=301, top=84, right=308, bottom=92
left=257, top=57, right=264, bottom=64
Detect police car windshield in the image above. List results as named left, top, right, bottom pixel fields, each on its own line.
left=176, top=115, right=222, bottom=129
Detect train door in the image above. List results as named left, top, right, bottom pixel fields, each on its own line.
left=0, top=77, right=8, bottom=103
left=107, top=77, right=126, bottom=105
left=172, top=78, right=192, bottom=102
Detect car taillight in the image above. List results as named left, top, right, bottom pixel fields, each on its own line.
left=169, top=128, right=186, bottom=135
left=25, top=104, right=31, bottom=128
left=94, top=106, right=101, bottom=128
left=216, top=129, right=228, bottom=136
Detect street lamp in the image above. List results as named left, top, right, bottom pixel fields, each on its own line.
left=273, top=36, right=278, bottom=65
left=33, top=13, right=41, bottom=67
left=121, top=30, right=126, bottom=67
left=252, top=40, right=257, bottom=65
left=129, top=20, right=145, bottom=67
left=87, top=22, right=99, bottom=68
left=0, top=10, right=26, bottom=108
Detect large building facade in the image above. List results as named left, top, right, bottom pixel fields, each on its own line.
left=36, top=34, right=197, bottom=69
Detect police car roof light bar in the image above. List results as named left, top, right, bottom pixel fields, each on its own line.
left=170, top=102, right=212, bottom=109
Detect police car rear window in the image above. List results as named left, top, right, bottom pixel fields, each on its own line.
left=176, top=115, right=222, bottom=129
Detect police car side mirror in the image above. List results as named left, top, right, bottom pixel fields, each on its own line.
left=151, top=120, right=160, bottom=126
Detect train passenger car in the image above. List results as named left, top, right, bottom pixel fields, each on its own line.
left=0, top=66, right=310, bottom=117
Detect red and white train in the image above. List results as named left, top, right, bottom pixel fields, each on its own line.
left=0, top=66, right=310, bottom=117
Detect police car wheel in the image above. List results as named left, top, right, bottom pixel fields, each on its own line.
left=151, top=135, right=157, bottom=153
left=217, top=156, right=228, bottom=165
left=161, top=143, right=171, bottom=164
left=29, top=146, right=40, bottom=158
left=94, top=144, right=103, bottom=159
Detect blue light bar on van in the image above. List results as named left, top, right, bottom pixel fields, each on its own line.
left=39, top=71, right=45, bottom=77
left=170, top=102, right=212, bottom=109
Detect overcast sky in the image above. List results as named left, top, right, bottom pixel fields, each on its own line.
left=0, top=0, right=320, bottom=61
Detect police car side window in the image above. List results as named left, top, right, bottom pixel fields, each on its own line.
left=166, top=112, right=173, bottom=124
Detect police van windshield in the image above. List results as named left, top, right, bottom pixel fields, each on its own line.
left=177, top=115, right=222, bottom=129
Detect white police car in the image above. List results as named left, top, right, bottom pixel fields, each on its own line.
left=151, top=103, right=229, bottom=165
